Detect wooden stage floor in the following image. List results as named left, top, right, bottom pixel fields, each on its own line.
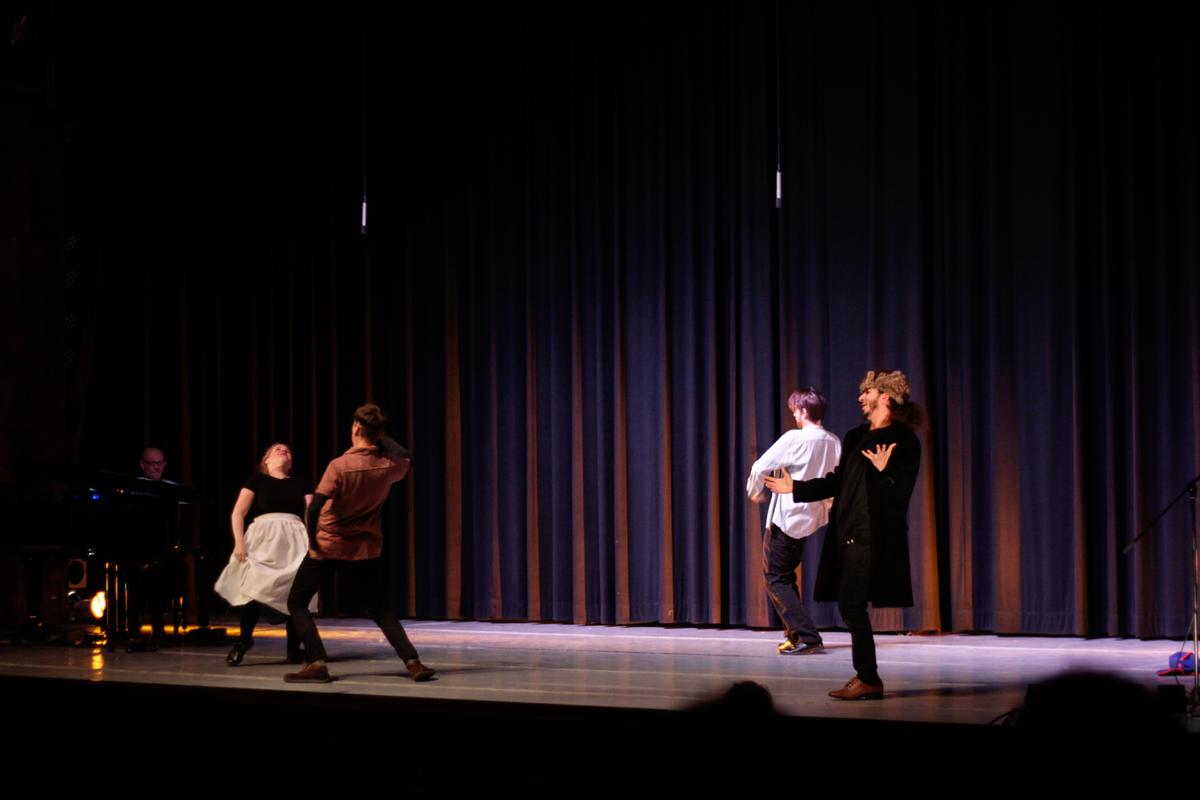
left=1, top=619, right=1192, bottom=727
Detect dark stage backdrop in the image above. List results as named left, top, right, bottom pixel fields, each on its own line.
left=50, top=2, right=1198, bottom=635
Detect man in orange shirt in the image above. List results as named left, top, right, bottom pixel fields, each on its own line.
left=284, top=403, right=435, bottom=683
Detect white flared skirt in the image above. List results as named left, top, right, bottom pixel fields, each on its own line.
left=214, top=513, right=316, bottom=615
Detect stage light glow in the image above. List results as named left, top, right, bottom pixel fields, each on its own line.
left=90, top=591, right=107, bottom=619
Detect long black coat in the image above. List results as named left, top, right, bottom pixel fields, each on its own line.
left=793, top=422, right=921, bottom=608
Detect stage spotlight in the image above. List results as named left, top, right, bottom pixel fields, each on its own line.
left=90, top=591, right=106, bottom=619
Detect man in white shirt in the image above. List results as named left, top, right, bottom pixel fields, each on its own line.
left=746, top=388, right=842, bottom=654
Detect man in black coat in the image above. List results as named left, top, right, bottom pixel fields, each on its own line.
left=765, top=370, right=922, bottom=700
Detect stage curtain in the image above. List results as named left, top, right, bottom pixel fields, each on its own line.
left=61, top=1, right=1198, bottom=635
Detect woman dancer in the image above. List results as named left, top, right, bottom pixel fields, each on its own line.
left=215, top=443, right=314, bottom=666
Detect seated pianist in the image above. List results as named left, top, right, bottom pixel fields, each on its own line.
left=136, top=447, right=179, bottom=486
left=122, top=445, right=183, bottom=647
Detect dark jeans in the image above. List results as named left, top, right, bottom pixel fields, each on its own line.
left=763, top=525, right=822, bottom=645
left=837, top=542, right=880, bottom=685
left=286, top=555, right=419, bottom=664
left=238, top=601, right=299, bottom=653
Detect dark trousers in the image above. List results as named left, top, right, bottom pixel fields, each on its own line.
left=238, top=601, right=299, bottom=653
left=763, top=525, right=822, bottom=646
left=286, top=555, right=419, bottom=664
left=837, top=542, right=880, bottom=684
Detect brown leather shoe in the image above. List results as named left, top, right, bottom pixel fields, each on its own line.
left=283, top=660, right=333, bottom=683
left=829, top=676, right=883, bottom=700
left=406, top=659, right=436, bottom=682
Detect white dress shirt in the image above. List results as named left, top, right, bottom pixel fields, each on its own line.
left=746, top=424, right=842, bottom=539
